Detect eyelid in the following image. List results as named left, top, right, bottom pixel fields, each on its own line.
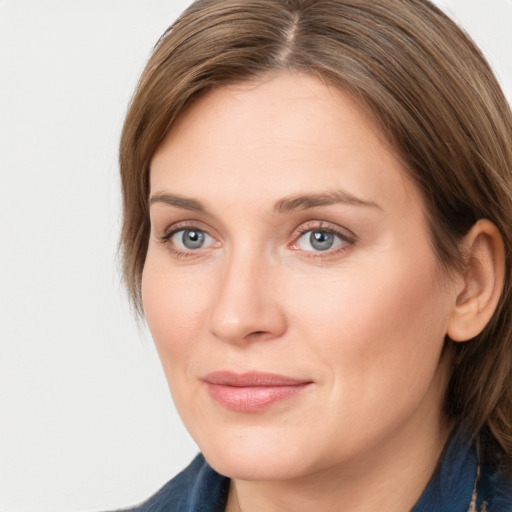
left=170, top=229, right=215, bottom=250
left=157, top=220, right=221, bottom=257
left=289, top=221, right=357, bottom=255
left=159, top=220, right=217, bottom=241
left=155, top=219, right=356, bottom=259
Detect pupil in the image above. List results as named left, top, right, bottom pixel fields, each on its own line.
left=182, top=230, right=204, bottom=249
left=310, top=231, right=333, bottom=251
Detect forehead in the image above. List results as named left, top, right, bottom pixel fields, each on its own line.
left=156, top=72, right=391, bottom=157
left=150, top=72, right=420, bottom=217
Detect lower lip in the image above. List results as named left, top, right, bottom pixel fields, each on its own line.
left=205, top=383, right=311, bottom=412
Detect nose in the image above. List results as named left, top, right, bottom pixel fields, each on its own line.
left=207, top=248, right=287, bottom=344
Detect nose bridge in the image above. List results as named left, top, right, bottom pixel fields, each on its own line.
left=207, top=241, right=285, bottom=343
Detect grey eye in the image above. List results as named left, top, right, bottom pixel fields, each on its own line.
left=182, top=230, right=205, bottom=249
left=296, top=230, right=343, bottom=252
left=310, top=231, right=335, bottom=251
left=172, top=229, right=212, bottom=250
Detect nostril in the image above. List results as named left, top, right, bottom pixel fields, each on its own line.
left=245, top=330, right=274, bottom=342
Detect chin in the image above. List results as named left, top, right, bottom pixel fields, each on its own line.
left=205, top=447, right=310, bottom=481
left=195, top=425, right=318, bottom=481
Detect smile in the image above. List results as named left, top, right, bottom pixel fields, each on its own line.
left=203, top=371, right=313, bottom=412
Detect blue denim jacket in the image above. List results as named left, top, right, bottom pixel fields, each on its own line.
left=117, top=433, right=512, bottom=511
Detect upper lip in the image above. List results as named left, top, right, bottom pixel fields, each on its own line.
left=203, top=371, right=312, bottom=387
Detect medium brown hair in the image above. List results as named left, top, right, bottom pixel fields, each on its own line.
left=119, top=0, right=512, bottom=469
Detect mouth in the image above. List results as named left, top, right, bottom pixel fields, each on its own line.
left=202, top=371, right=313, bottom=412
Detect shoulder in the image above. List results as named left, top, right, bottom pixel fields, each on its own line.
left=111, top=454, right=230, bottom=512
left=477, top=464, right=512, bottom=511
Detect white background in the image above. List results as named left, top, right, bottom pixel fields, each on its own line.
left=0, top=1, right=511, bottom=511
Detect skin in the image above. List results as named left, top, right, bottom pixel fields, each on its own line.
left=143, top=72, right=479, bottom=511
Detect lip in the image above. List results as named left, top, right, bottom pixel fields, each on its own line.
left=202, top=371, right=313, bottom=412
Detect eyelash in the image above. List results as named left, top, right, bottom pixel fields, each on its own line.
left=291, top=222, right=356, bottom=258
left=158, top=221, right=217, bottom=259
left=158, top=221, right=357, bottom=259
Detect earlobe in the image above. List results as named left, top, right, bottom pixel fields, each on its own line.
left=447, top=219, right=505, bottom=342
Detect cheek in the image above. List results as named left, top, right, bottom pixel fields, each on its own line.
left=141, top=257, right=210, bottom=361
left=287, top=250, right=450, bottom=387
left=281, top=256, right=450, bottom=451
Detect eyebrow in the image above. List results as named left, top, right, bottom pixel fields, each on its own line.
left=149, top=192, right=206, bottom=212
left=273, top=190, right=381, bottom=214
left=148, top=189, right=381, bottom=214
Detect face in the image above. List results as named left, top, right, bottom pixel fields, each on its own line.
left=144, top=73, right=457, bottom=481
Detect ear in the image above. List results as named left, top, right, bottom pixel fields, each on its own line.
left=447, top=219, right=505, bottom=342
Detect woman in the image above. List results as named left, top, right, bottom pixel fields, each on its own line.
left=117, top=0, right=512, bottom=510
